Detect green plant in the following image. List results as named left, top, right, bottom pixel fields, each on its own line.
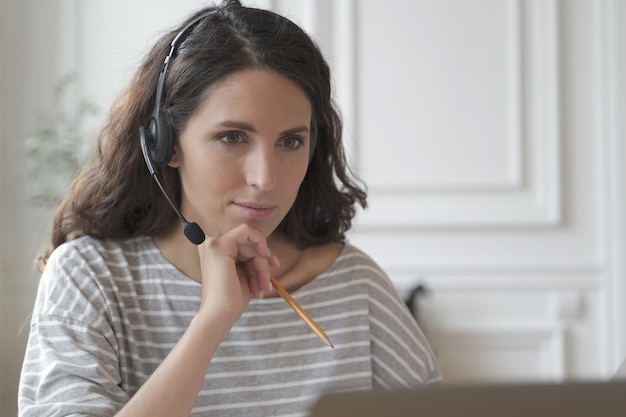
left=25, top=73, right=98, bottom=206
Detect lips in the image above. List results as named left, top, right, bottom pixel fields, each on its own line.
left=232, top=201, right=277, bottom=220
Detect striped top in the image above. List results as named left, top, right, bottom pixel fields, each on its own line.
left=18, top=235, right=442, bottom=417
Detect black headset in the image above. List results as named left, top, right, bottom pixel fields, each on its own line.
left=141, top=12, right=211, bottom=168
left=139, top=12, right=212, bottom=245
left=139, top=10, right=318, bottom=246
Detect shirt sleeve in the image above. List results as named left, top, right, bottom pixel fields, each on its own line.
left=18, top=244, right=127, bottom=417
left=366, top=264, right=443, bottom=388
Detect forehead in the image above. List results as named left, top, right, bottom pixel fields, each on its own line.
left=194, top=69, right=312, bottom=121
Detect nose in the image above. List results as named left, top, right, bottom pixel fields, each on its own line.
left=246, top=145, right=277, bottom=191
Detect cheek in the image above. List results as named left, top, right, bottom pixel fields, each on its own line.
left=180, top=154, right=232, bottom=195
left=284, top=167, right=308, bottom=198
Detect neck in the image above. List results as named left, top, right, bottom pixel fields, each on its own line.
left=152, top=223, right=303, bottom=284
left=153, top=223, right=343, bottom=296
left=153, top=222, right=203, bottom=281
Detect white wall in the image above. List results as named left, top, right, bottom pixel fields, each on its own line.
left=346, top=0, right=626, bottom=383
left=1, top=0, right=625, bottom=414
left=614, top=0, right=626, bottom=369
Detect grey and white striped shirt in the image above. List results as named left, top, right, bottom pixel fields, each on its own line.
left=18, top=235, right=441, bottom=416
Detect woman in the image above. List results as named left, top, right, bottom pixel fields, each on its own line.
left=18, top=1, right=442, bottom=416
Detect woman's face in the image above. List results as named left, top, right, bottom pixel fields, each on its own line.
left=169, top=69, right=312, bottom=239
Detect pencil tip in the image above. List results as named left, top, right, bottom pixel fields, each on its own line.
left=324, top=337, right=334, bottom=349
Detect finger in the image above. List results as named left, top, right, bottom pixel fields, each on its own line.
left=228, top=224, right=271, bottom=261
left=199, top=225, right=273, bottom=299
left=244, top=254, right=273, bottom=298
left=240, top=260, right=259, bottom=298
left=262, top=256, right=279, bottom=293
left=269, top=255, right=280, bottom=268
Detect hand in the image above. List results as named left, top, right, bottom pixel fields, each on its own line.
left=196, top=224, right=278, bottom=324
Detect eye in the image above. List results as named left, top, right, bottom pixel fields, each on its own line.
left=218, top=132, right=245, bottom=145
left=279, top=136, right=304, bottom=150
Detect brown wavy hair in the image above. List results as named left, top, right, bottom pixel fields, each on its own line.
left=41, top=0, right=367, bottom=267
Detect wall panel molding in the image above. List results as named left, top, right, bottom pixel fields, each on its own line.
left=348, top=0, right=561, bottom=230
left=390, top=271, right=601, bottom=294
left=428, top=322, right=566, bottom=382
left=595, top=0, right=626, bottom=370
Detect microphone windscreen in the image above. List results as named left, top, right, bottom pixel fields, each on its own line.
left=184, top=222, right=206, bottom=245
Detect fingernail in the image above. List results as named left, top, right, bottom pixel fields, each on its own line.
left=259, top=290, right=264, bottom=299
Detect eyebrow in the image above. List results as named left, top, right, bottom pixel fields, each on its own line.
left=217, top=120, right=310, bottom=136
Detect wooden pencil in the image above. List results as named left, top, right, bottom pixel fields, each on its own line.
left=270, top=277, right=334, bottom=348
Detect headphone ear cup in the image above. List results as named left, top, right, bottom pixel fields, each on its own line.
left=148, top=110, right=175, bottom=166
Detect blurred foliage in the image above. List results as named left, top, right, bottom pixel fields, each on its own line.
left=24, top=73, right=98, bottom=206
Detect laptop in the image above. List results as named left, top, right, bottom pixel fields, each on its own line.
left=308, top=381, right=626, bottom=417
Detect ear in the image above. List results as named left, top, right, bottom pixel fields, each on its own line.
left=167, top=142, right=181, bottom=168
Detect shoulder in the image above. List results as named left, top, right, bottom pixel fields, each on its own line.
left=35, top=235, right=183, bottom=330
left=47, top=235, right=160, bottom=273
left=336, top=247, right=443, bottom=385
left=39, top=236, right=162, bottom=311
left=336, top=243, right=382, bottom=270
left=328, top=243, right=419, bottom=332
left=50, top=234, right=156, bottom=259
left=330, top=243, right=397, bottom=293
left=309, top=242, right=404, bottom=307
left=43, top=234, right=179, bottom=295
